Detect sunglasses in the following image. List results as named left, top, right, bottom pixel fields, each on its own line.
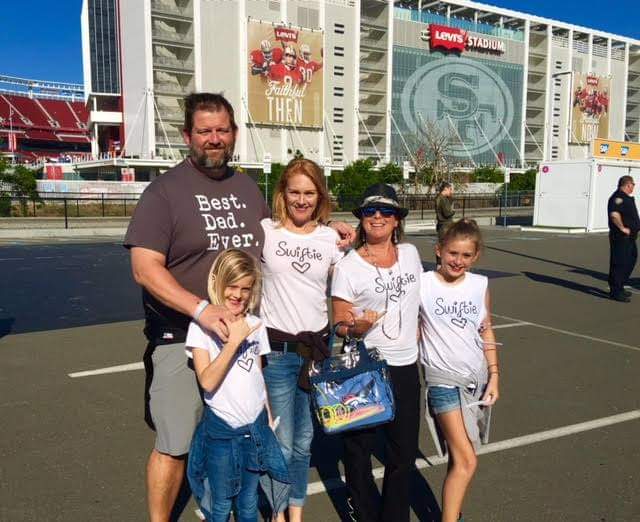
left=361, top=206, right=398, bottom=218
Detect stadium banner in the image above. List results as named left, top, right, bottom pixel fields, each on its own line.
left=592, top=139, right=640, bottom=161
left=247, top=19, right=323, bottom=128
left=571, top=73, right=610, bottom=144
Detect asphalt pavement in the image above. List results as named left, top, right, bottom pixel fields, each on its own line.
left=1, top=228, right=639, bottom=521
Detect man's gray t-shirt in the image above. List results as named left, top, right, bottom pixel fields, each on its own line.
left=124, top=159, right=269, bottom=343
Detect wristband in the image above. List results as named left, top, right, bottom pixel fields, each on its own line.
left=193, top=300, right=209, bottom=321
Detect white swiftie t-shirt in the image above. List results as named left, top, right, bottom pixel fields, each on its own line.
left=185, top=314, right=270, bottom=428
left=331, top=243, right=423, bottom=366
left=419, top=271, right=488, bottom=377
left=260, top=218, right=343, bottom=334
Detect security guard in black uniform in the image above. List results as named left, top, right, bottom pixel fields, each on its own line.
left=607, top=175, right=639, bottom=302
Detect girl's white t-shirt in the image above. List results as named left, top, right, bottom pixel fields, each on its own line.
left=331, top=243, right=423, bottom=366
left=419, top=270, right=489, bottom=377
left=185, top=314, right=270, bottom=428
left=260, top=218, right=343, bottom=334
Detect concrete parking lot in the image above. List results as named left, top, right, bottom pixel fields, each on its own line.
left=1, top=228, right=638, bottom=521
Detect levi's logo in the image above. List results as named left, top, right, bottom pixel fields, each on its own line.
left=430, top=24, right=466, bottom=52
left=274, top=27, right=298, bottom=42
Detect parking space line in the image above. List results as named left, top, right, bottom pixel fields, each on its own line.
left=64, top=323, right=525, bottom=379
left=492, top=321, right=530, bottom=329
left=306, top=409, right=640, bottom=496
left=69, top=361, right=144, bottom=378
left=493, top=313, right=640, bottom=353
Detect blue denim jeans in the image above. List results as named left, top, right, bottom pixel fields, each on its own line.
left=207, top=436, right=261, bottom=522
left=427, top=385, right=462, bottom=415
left=262, top=351, right=314, bottom=510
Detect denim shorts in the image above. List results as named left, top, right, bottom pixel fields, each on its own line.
left=427, top=385, right=461, bottom=415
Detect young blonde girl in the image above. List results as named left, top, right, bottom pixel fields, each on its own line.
left=419, top=219, right=499, bottom=522
left=185, top=249, right=289, bottom=522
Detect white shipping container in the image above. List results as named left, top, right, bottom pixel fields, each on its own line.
left=534, top=160, right=640, bottom=232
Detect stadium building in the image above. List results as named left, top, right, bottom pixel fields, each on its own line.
left=0, top=75, right=91, bottom=169
left=81, top=0, right=640, bottom=174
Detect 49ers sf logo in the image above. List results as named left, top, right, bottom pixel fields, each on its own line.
left=400, top=57, right=516, bottom=159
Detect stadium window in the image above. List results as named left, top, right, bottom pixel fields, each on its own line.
left=334, top=87, right=344, bottom=97
left=334, top=23, right=345, bottom=35
left=334, top=46, right=345, bottom=57
left=334, top=65, right=345, bottom=77
left=333, top=107, right=344, bottom=123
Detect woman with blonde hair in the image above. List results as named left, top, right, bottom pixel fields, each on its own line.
left=259, top=158, right=346, bottom=521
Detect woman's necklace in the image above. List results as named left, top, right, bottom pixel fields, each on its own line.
left=363, top=243, right=395, bottom=274
left=363, top=243, right=402, bottom=340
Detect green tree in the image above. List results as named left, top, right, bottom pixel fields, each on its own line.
left=0, top=163, right=41, bottom=216
left=472, top=166, right=505, bottom=183
left=507, top=168, right=537, bottom=191
left=328, top=160, right=404, bottom=210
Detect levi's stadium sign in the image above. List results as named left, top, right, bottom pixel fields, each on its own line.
left=428, top=24, right=505, bottom=54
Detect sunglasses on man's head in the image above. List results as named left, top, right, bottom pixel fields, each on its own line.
left=361, top=206, right=397, bottom=218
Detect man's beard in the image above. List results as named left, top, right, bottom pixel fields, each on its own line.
left=190, top=144, right=233, bottom=173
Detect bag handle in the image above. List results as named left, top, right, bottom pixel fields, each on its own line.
left=323, top=321, right=373, bottom=372
left=327, top=321, right=349, bottom=354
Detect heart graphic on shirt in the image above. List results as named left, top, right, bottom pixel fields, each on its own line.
left=291, top=261, right=311, bottom=274
left=451, top=317, right=468, bottom=329
left=388, top=288, right=406, bottom=303
left=237, top=357, right=254, bottom=372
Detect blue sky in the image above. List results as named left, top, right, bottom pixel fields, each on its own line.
left=0, top=0, right=637, bottom=84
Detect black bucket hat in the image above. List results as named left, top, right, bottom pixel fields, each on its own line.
left=352, top=183, right=409, bottom=219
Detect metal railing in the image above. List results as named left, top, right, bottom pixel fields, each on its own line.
left=1, top=191, right=536, bottom=228
left=153, top=55, right=195, bottom=70
left=1, top=193, right=141, bottom=228
left=332, top=191, right=535, bottom=218
left=151, top=0, right=192, bottom=18
left=152, top=29, right=194, bottom=44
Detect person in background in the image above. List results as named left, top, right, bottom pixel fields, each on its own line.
left=607, top=175, right=639, bottom=302
left=435, top=182, right=455, bottom=268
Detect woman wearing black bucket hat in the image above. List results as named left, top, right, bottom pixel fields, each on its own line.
left=331, top=183, right=424, bottom=522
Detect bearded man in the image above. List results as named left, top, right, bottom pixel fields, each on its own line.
left=124, top=92, right=270, bottom=521
left=124, top=92, right=354, bottom=521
